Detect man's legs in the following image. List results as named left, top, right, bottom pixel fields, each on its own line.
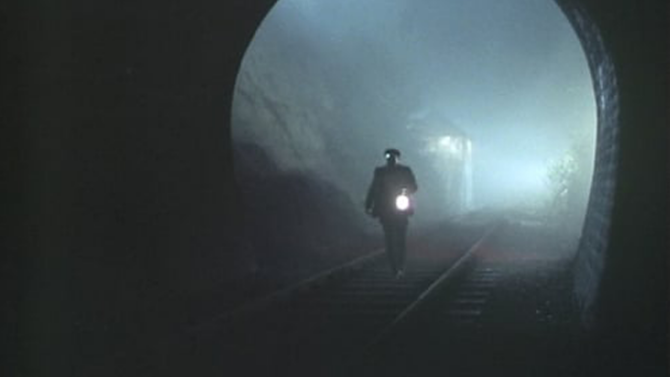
left=382, top=220, right=399, bottom=274
left=382, top=217, right=408, bottom=277
left=393, top=218, right=408, bottom=276
left=396, top=218, right=408, bottom=273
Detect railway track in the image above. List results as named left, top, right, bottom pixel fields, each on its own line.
left=83, top=213, right=585, bottom=377
left=195, top=219, right=501, bottom=376
left=105, top=217, right=506, bottom=377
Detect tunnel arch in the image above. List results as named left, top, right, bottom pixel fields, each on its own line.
left=553, top=0, right=620, bottom=326
left=226, top=5, right=669, bottom=373
left=229, top=0, right=617, bottom=328
left=8, top=1, right=665, bottom=375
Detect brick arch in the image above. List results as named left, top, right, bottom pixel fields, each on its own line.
left=553, top=0, right=620, bottom=327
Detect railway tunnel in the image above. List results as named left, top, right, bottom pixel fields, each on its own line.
left=5, top=0, right=667, bottom=376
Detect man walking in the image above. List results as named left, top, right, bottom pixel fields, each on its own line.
left=365, top=148, right=418, bottom=278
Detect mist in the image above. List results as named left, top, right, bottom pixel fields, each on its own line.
left=232, top=0, right=596, bottom=232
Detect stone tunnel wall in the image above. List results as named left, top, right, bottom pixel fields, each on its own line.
left=556, top=0, right=668, bottom=371
left=555, top=0, right=621, bottom=328
left=229, top=9, right=381, bottom=280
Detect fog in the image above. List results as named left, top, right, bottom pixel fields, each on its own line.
left=232, top=0, right=596, bottom=231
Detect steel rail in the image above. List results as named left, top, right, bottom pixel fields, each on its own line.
left=186, top=247, right=385, bottom=332
left=360, top=219, right=505, bottom=353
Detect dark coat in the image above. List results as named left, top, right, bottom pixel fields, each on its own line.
left=365, top=163, right=418, bottom=219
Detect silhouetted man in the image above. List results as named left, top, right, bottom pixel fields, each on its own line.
left=365, top=148, right=418, bottom=278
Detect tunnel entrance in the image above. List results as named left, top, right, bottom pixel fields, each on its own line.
left=230, top=0, right=599, bottom=288
left=12, top=0, right=666, bottom=376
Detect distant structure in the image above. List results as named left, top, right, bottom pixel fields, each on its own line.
left=407, top=114, right=473, bottom=215
left=429, top=131, right=473, bottom=214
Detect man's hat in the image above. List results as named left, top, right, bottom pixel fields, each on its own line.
left=384, top=148, right=401, bottom=159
